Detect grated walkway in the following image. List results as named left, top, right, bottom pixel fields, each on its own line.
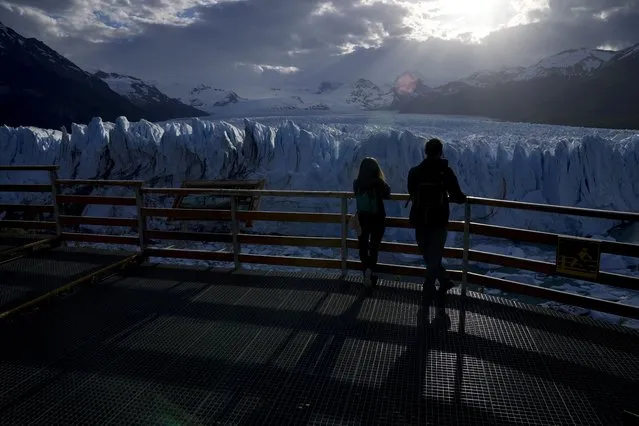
left=0, top=247, right=129, bottom=314
left=0, top=234, right=50, bottom=253
left=0, top=265, right=638, bottom=425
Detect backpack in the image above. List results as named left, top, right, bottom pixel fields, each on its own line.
left=414, top=170, right=446, bottom=224
left=355, top=188, right=378, bottom=214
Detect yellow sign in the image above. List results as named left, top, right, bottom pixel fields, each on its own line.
left=556, top=236, right=601, bottom=280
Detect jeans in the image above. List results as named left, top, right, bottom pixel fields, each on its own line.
left=358, top=212, right=386, bottom=273
left=415, top=226, right=450, bottom=291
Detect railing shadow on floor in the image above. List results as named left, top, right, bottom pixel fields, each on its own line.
left=0, top=270, right=636, bottom=424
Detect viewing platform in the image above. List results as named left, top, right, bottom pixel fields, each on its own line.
left=1, top=165, right=638, bottom=425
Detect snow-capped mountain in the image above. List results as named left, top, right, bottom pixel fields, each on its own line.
left=395, top=44, right=639, bottom=129
left=341, top=78, right=393, bottom=109
left=0, top=21, right=143, bottom=129
left=606, top=42, right=639, bottom=64
left=392, top=71, right=432, bottom=98
left=156, top=78, right=392, bottom=116
left=156, top=82, right=244, bottom=112
left=514, top=48, right=615, bottom=81
left=94, top=71, right=207, bottom=119
left=0, top=22, right=208, bottom=129
left=439, top=48, right=615, bottom=92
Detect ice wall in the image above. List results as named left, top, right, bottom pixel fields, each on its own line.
left=1, top=116, right=638, bottom=238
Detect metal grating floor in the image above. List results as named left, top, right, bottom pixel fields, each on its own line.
left=0, top=234, right=49, bottom=253
left=0, top=247, right=129, bottom=313
left=0, top=265, right=638, bottom=425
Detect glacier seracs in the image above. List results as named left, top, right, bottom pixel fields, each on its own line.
left=1, top=116, right=638, bottom=239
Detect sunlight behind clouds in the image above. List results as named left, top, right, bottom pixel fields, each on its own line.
left=403, top=0, right=549, bottom=41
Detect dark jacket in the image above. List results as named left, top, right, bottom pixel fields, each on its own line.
left=407, top=158, right=466, bottom=228
left=353, top=177, right=391, bottom=217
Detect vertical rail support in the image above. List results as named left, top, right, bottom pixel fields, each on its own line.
left=135, top=186, right=146, bottom=254
left=340, top=195, right=348, bottom=278
left=48, top=168, right=61, bottom=238
left=231, top=195, right=241, bottom=271
left=461, top=201, right=471, bottom=297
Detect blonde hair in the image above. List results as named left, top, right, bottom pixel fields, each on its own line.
left=357, top=157, right=386, bottom=182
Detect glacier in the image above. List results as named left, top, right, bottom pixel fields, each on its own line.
left=1, top=114, right=638, bottom=239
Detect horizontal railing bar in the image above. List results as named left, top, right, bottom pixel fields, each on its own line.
left=0, top=184, right=51, bottom=192
left=142, top=208, right=231, bottom=220
left=468, top=272, right=639, bottom=319
left=470, top=222, right=638, bottom=258
left=61, top=232, right=139, bottom=245
left=470, top=223, right=557, bottom=245
left=237, top=211, right=341, bottom=223
left=0, top=204, right=55, bottom=213
left=144, top=187, right=416, bottom=201
left=0, top=220, right=56, bottom=230
left=470, top=222, right=639, bottom=259
left=241, top=234, right=341, bottom=248
left=145, top=248, right=234, bottom=262
left=141, top=209, right=464, bottom=231
left=0, top=165, right=59, bottom=171
left=468, top=196, right=639, bottom=222
left=601, top=240, right=639, bottom=258
left=468, top=250, right=639, bottom=290
left=142, top=188, right=353, bottom=198
left=146, top=230, right=232, bottom=243
left=55, top=179, right=145, bottom=186
left=59, top=215, right=138, bottom=227
left=57, top=195, right=137, bottom=206
left=240, top=254, right=341, bottom=269
left=142, top=208, right=343, bottom=223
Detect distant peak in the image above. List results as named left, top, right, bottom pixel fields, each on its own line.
left=94, top=70, right=143, bottom=82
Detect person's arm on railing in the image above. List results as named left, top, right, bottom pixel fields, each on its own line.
left=405, top=168, right=417, bottom=207
left=445, top=168, right=467, bottom=204
left=377, top=179, right=391, bottom=200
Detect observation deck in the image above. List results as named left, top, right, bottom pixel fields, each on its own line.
left=1, top=165, right=638, bottom=425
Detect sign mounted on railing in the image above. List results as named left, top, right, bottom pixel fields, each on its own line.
left=556, top=236, right=601, bottom=280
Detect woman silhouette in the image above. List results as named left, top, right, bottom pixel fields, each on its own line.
left=353, top=157, right=391, bottom=287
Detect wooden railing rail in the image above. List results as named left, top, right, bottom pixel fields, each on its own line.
left=0, top=165, right=58, bottom=234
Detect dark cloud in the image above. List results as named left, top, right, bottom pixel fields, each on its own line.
left=482, top=3, right=639, bottom=66
left=1, top=0, right=638, bottom=88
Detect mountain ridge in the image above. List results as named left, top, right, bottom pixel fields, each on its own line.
left=0, top=22, right=207, bottom=129
left=393, top=44, right=639, bottom=129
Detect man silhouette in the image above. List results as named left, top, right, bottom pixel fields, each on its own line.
left=408, top=138, right=467, bottom=303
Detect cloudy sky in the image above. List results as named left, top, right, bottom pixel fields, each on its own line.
left=1, top=0, right=638, bottom=87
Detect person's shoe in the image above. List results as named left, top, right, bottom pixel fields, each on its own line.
left=371, top=274, right=379, bottom=287
left=363, top=268, right=372, bottom=287
left=422, top=284, right=437, bottom=305
left=439, top=279, right=455, bottom=294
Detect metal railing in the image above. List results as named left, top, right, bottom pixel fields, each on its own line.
left=1, top=166, right=638, bottom=320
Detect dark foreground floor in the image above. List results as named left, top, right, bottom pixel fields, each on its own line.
left=0, top=247, right=129, bottom=313
left=0, top=234, right=51, bottom=253
left=0, top=258, right=638, bottom=425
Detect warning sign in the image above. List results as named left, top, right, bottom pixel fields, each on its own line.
left=556, top=236, right=601, bottom=280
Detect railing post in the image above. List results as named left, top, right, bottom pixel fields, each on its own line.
left=135, top=186, right=146, bottom=253
left=462, top=201, right=471, bottom=297
left=340, top=195, right=348, bottom=278
left=48, top=168, right=61, bottom=238
left=231, top=195, right=241, bottom=271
